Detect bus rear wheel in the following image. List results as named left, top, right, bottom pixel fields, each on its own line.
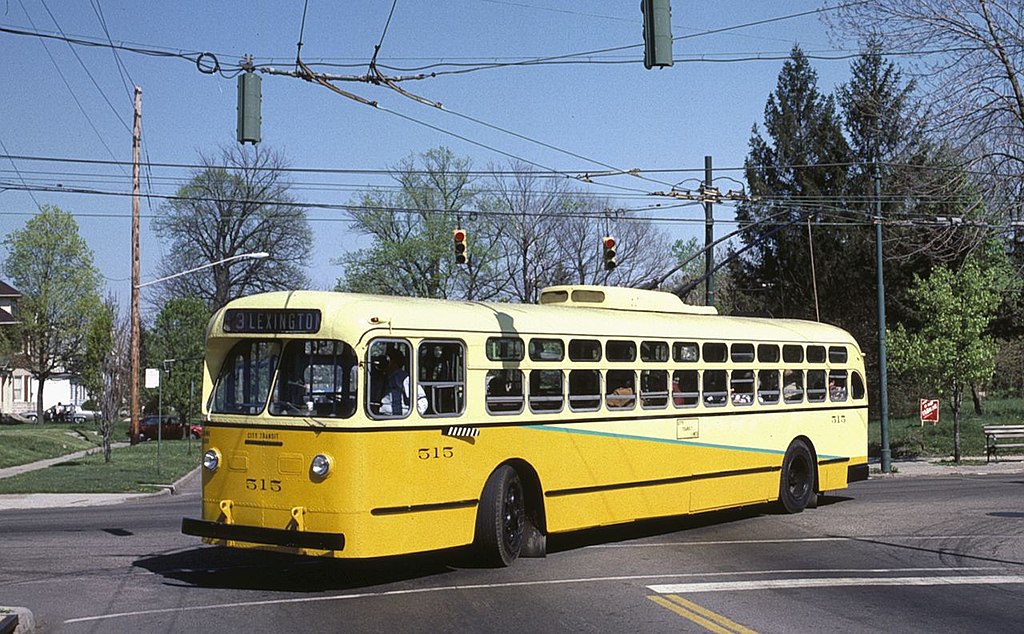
left=778, top=439, right=816, bottom=514
left=475, top=465, right=525, bottom=567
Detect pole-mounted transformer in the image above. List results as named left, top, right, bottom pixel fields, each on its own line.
left=640, top=0, right=673, bottom=70
left=237, top=57, right=261, bottom=144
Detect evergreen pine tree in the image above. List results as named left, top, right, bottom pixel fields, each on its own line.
left=732, top=46, right=850, bottom=320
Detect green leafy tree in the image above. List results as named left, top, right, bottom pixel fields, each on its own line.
left=146, top=298, right=211, bottom=428
left=886, top=245, right=1013, bottom=461
left=732, top=46, right=851, bottom=321
left=152, top=145, right=312, bottom=311
left=2, top=206, right=102, bottom=419
left=82, top=298, right=130, bottom=462
left=335, top=147, right=498, bottom=299
left=336, top=148, right=678, bottom=301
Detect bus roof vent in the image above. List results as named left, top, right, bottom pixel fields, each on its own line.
left=539, top=285, right=718, bottom=315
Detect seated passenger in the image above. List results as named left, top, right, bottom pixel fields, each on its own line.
left=732, top=391, right=753, bottom=405
left=607, top=385, right=635, bottom=408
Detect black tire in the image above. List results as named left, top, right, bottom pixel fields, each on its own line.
left=475, top=465, right=525, bottom=567
left=779, top=439, right=816, bottom=514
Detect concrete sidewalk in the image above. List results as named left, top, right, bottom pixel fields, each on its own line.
left=870, top=455, right=1024, bottom=478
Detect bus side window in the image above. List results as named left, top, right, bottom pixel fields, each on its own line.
left=568, top=370, right=601, bottom=411
left=529, top=370, right=563, bottom=412
left=829, top=370, right=848, bottom=402
left=672, top=370, right=699, bottom=408
left=807, top=346, right=827, bottom=363
left=829, top=346, right=848, bottom=364
left=758, top=370, right=780, bottom=405
left=606, top=369, right=636, bottom=410
left=783, top=369, right=804, bottom=403
left=640, top=370, right=668, bottom=409
left=730, top=369, right=754, bottom=406
left=418, top=340, right=465, bottom=417
left=807, top=370, right=827, bottom=402
left=485, top=369, right=523, bottom=415
left=367, top=339, right=413, bottom=419
left=851, top=371, right=866, bottom=400
left=703, top=370, right=727, bottom=406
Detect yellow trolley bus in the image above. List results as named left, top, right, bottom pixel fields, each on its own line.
left=182, top=285, right=868, bottom=566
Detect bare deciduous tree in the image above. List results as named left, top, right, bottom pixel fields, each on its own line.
left=828, top=0, right=1024, bottom=169
left=151, top=145, right=312, bottom=311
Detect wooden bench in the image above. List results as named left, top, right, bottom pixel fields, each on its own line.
left=983, top=425, right=1024, bottom=463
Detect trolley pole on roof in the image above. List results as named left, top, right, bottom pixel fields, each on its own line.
left=874, top=157, right=892, bottom=473
left=703, top=156, right=715, bottom=307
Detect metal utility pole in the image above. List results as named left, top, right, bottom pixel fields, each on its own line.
left=874, top=157, right=892, bottom=473
left=130, top=86, right=142, bottom=446
left=704, top=155, right=715, bottom=306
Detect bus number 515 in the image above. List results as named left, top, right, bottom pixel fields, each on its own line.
left=418, top=447, right=454, bottom=460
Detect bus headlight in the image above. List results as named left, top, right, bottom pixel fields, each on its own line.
left=203, top=449, right=221, bottom=472
left=311, top=454, right=331, bottom=478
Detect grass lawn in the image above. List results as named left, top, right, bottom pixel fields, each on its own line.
left=0, top=421, right=130, bottom=468
left=869, top=397, right=1024, bottom=459
left=0, top=437, right=201, bottom=494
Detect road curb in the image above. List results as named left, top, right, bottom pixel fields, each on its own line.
left=0, top=606, right=34, bottom=633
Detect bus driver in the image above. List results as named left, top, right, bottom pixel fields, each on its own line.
left=379, top=349, right=428, bottom=415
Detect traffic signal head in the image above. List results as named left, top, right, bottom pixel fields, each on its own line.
left=640, top=0, right=674, bottom=70
left=602, top=236, right=617, bottom=271
left=236, top=71, right=262, bottom=144
left=453, top=228, right=468, bottom=265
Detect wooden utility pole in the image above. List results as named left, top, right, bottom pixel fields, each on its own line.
left=130, top=86, right=141, bottom=445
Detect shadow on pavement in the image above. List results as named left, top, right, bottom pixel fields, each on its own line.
left=138, top=497, right=855, bottom=591
left=135, top=545, right=471, bottom=592
left=550, top=495, right=852, bottom=554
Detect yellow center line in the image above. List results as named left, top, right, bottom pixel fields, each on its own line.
left=647, top=594, right=757, bottom=634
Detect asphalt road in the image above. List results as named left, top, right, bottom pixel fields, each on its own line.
left=1, top=473, right=1023, bottom=633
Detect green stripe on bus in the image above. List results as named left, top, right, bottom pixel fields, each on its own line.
left=526, top=424, right=843, bottom=460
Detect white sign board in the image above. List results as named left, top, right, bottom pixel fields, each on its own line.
left=145, top=368, right=160, bottom=389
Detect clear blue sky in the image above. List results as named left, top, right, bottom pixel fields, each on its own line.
left=0, top=1, right=860, bottom=307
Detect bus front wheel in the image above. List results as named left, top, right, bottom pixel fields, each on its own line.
left=475, top=465, right=525, bottom=567
left=778, top=439, right=816, bottom=514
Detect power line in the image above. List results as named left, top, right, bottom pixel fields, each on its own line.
left=7, top=178, right=1022, bottom=232
left=90, top=0, right=136, bottom=99
left=8, top=151, right=1024, bottom=184
left=37, top=0, right=132, bottom=136
left=0, top=135, right=41, bottom=208
left=13, top=0, right=125, bottom=169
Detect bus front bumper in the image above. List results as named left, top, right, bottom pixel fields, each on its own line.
left=181, top=517, right=346, bottom=551
left=847, top=463, right=869, bottom=483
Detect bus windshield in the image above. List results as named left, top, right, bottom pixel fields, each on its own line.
left=270, top=340, right=358, bottom=418
left=210, top=340, right=280, bottom=415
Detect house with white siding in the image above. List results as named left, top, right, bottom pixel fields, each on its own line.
left=0, top=281, right=90, bottom=420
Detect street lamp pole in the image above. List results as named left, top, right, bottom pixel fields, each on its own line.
left=136, top=252, right=269, bottom=289
left=129, top=251, right=269, bottom=446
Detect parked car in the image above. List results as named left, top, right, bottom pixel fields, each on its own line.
left=139, top=414, right=185, bottom=441
left=41, top=404, right=77, bottom=423
left=68, top=406, right=101, bottom=424
left=189, top=422, right=203, bottom=439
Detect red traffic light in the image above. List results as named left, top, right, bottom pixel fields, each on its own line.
left=602, top=235, right=617, bottom=271
left=453, top=228, right=468, bottom=265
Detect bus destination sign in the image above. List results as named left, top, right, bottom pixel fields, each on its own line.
left=223, top=309, right=322, bottom=334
